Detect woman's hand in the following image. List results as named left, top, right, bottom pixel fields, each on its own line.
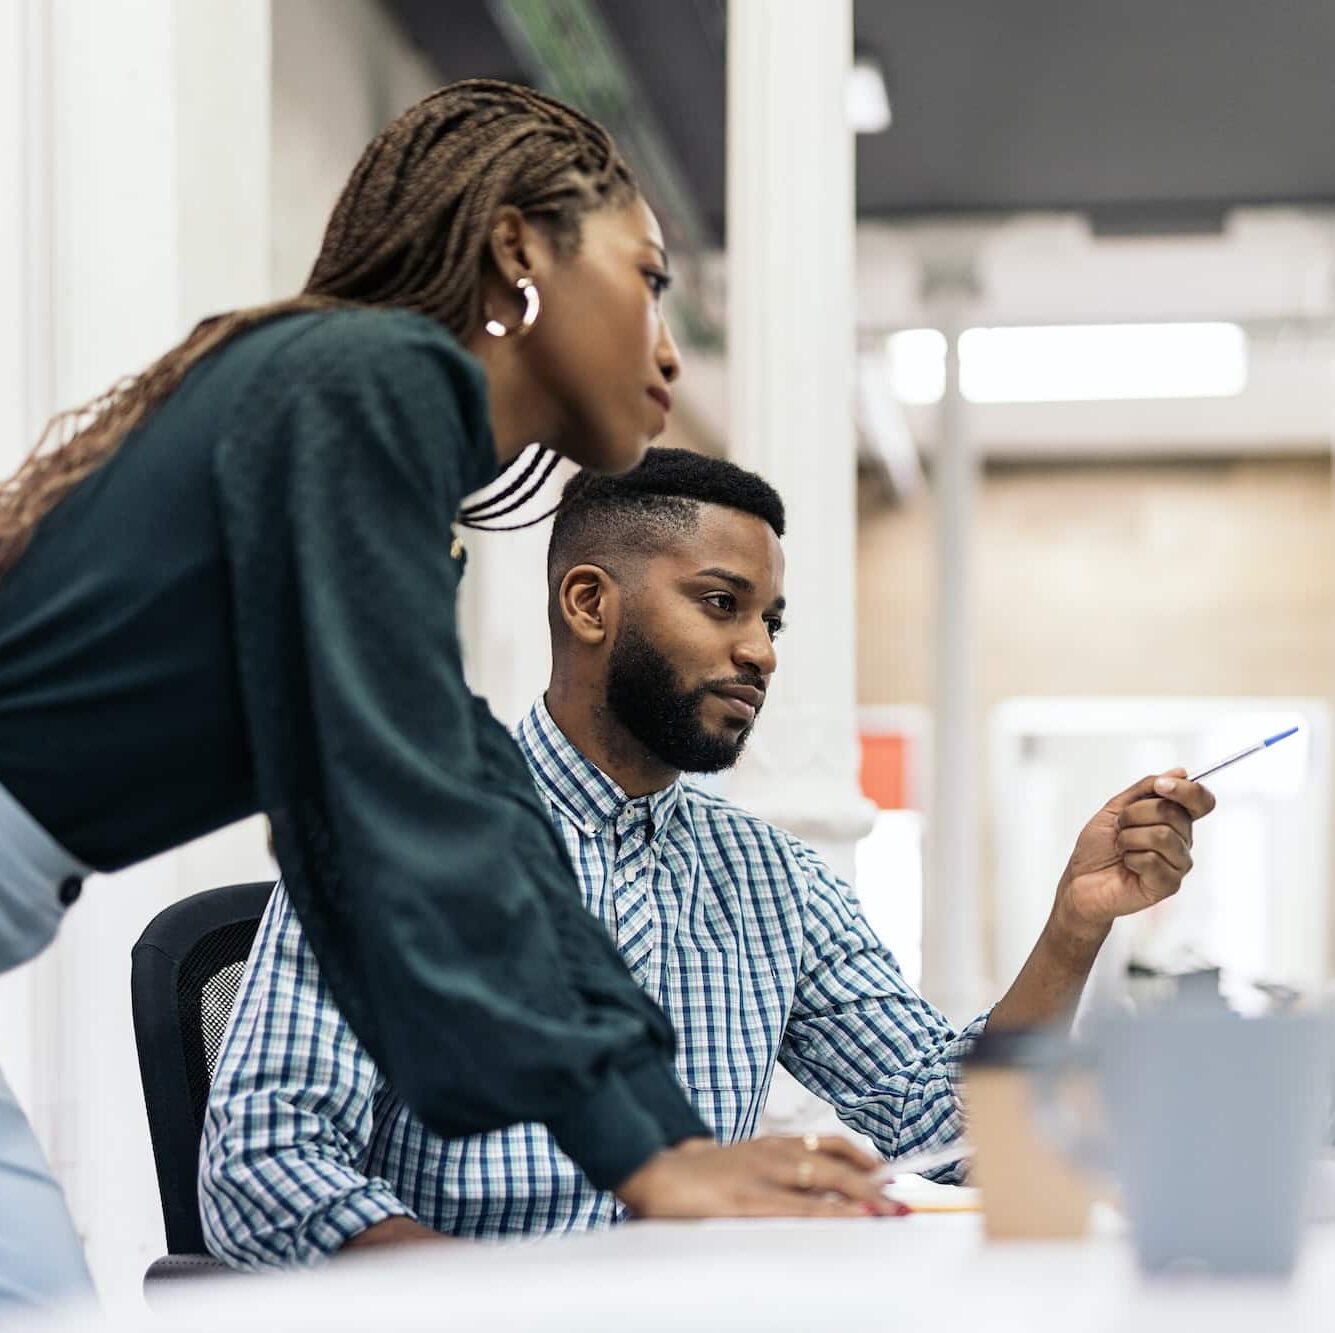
left=614, top=1134, right=899, bottom=1218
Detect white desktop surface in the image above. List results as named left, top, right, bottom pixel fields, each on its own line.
left=38, top=1213, right=1335, bottom=1333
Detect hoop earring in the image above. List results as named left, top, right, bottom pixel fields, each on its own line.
left=484, top=277, right=540, bottom=338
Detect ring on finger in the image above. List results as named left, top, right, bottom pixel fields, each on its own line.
left=802, top=1132, right=820, bottom=1153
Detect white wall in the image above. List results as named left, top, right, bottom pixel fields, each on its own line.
left=0, top=1, right=35, bottom=476
left=0, top=0, right=42, bottom=1176
left=270, top=0, right=438, bottom=295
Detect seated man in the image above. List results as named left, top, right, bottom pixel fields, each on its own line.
left=200, top=448, right=1212, bottom=1267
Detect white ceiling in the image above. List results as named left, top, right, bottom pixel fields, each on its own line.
left=677, top=208, right=1335, bottom=462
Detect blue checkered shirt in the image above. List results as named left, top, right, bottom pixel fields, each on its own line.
left=200, top=698, right=985, bottom=1268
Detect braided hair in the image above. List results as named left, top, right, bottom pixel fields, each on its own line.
left=0, top=79, right=639, bottom=574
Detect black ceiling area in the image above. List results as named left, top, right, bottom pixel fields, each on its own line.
left=386, top=0, right=1335, bottom=237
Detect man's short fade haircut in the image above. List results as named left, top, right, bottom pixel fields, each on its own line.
left=547, top=447, right=786, bottom=587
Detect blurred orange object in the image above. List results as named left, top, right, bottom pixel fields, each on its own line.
left=860, top=732, right=910, bottom=809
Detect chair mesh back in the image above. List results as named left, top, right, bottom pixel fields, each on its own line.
left=132, top=881, right=276, bottom=1254
left=177, top=924, right=260, bottom=1138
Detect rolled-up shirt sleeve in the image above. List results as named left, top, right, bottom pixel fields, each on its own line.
left=199, top=882, right=413, bottom=1269
left=213, top=311, right=707, bottom=1192
left=778, top=845, right=988, bottom=1181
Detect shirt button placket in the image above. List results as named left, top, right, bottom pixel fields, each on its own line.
left=613, top=809, right=654, bottom=980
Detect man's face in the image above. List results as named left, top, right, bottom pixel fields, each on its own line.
left=604, top=504, right=785, bottom=773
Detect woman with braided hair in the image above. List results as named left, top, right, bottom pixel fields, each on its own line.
left=0, top=80, right=886, bottom=1307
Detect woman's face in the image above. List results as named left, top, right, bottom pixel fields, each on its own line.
left=524, top=195, right=681, bottom=474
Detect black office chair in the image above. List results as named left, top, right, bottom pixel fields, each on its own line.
left=131, top=880, right=276, bottom=1287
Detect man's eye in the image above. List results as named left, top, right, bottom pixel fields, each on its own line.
left=703, top=593, right=735, bottom=613
left=765, top=619, right=786, bottom=640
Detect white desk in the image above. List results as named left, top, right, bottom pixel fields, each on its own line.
left=50, top=1214, right=1335, bottom=1333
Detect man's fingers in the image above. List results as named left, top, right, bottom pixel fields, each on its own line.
left=1118, top=798, right=1193, bottom=847
left=1123, top=850, right=1184, bottom=899
left=1116, top=824, right=1192, bottom=874
left=1107, top=770, right=1215, bottom=822
left=1149, top=774, right=1216, bottom=820
left=1106, top=770, right=1182, bottom=813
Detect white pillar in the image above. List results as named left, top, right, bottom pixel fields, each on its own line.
left=457, top=502, right=562, bottom=730
left=725, top=0, right=873, bottom=885
left=726, top=0, right=875, bottom=1142
left=6, top=0, right=274, bottom=1307
left=920, top=266, right=989, bottom=1023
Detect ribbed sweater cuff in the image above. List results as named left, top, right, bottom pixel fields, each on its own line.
left=621, top=1055, right=711, bottom=1147
left=546, top=1066, right=671, bottom=1191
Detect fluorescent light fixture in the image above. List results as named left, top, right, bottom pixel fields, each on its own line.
left=961, top=323, right=1248, bottom=403
left=886, top=328, right=946, bottom=404
left=847, top=58, right=892, bottom=134
left=886, top=322, right=1248, bottom=404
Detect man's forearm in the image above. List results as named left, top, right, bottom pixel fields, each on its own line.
left=986, top=887, right=1108, bottom=1033
left=342, top=1216, right=448, bottom=1251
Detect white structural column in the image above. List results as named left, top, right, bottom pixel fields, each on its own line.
left=725, top=0, right=873, bottom=886
left=726, top=1, right=875, bottom=1142
left=921, top=268, right=989, bottom=1024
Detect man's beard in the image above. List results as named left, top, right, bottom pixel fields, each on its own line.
left=605, top=624, right=760, bottom=774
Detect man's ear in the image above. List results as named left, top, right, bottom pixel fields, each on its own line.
left=559, top=564, right=618, bottom=646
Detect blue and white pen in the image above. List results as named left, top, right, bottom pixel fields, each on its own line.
left=1188, top=726, right=1299, bottom=784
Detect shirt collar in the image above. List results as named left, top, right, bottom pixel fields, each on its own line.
left=515, top=697, right=683, bottom=844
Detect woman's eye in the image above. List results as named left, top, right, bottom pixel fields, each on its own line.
left=643, top=268, right=672, bottom=298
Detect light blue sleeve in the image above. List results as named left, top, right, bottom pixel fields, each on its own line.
left=197, top=880, right=413, bottom=1269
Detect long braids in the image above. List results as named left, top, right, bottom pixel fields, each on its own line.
left=0, top=79, right=638, bottom=574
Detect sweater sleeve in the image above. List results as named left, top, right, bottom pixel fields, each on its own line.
left=213, top=311, right=708, bottom=1190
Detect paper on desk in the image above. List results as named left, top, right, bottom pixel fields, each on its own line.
left=883, top=1176, right=981, bottom=1213
left=870, top=1139, right=979, bottom=1212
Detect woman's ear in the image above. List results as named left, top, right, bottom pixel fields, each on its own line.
left=559, top=563, right=616, bottom=646
left=482, top=207, right=555, bottom=335
left=485, top=205, right=554, bottom=286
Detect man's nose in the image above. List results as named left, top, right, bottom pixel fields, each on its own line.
left=735, top=625, right=777, bottom=678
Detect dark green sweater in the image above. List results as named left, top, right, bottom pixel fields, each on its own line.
left=0, top=308, right=708, bottom=1187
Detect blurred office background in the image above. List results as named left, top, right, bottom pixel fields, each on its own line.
left=1, top=0, right=1333, bottom=1309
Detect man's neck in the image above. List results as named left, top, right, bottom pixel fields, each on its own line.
left=543, top=679, right=679, bottom=799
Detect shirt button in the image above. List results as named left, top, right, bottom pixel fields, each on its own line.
left=58, top=876, right=83, bottom=907
left=623, top=868, right=638, bottom=885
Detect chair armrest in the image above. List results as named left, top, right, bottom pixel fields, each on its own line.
left=143, top=1252, right=247, bottom=1304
